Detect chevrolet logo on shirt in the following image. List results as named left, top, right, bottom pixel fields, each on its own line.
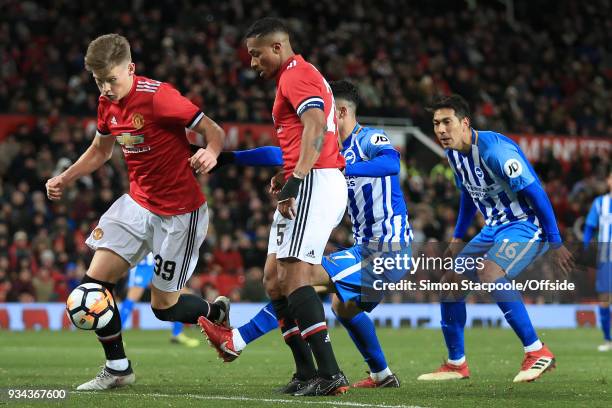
left=117, top=133, right=144, bottom=148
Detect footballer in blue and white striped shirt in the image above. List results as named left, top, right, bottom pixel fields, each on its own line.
left=584, top=169, right=612, bottom=351
left=418, top=94, right=574, bottom=384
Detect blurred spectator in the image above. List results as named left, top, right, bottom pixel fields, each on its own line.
left=10, top=269, right=36, bottom=302
left=32, top=266, right=55, bottom=302
left=0, top=267, right=11, bottom=302
left=212, top=234, right=244, bottom=276
left=240, top=267, right=267, bottom=302
left=8, top=230, right=37, bottom=272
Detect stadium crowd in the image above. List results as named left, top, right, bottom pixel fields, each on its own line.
left=1, top=0, right=611, bottom=135
left=0, top=0, right=610, bottom=303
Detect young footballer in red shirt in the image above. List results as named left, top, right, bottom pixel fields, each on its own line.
left=46, top=33, right=228, bottom=390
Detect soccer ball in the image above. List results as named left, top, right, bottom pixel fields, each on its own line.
left=66, top=283, right=115, bottom=330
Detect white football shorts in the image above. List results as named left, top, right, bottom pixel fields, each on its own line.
left=86, top=194, right=209, bottom=292
left=268, top=168, right=348, bottom=264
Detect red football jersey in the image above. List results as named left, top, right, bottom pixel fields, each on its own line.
left=96, top=75, right=205, bottom=215
left=273, top=55, right=345, bottom=177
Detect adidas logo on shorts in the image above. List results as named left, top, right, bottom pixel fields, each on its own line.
left=305, top=250, right=315, bottom=258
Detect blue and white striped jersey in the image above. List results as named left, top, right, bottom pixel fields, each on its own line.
left=446, top=130, right=541, bottom=227
left=586, top=194, right=612, bottom=262
left=342, top=124, right=411, bottom=246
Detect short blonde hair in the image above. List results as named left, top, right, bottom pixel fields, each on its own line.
left=84, top=34, right=131, bottom=75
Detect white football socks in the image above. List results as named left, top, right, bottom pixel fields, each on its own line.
left=448, top=356, right=466, bottom=365
left=106, top=358, right=129, bottom=372
left=231, top=328, right=247, bottom=352
left=524, top=339, right=543, bottom=353
left=370, top=367, right=393, bottom=382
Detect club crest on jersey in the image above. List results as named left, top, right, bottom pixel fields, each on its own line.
left=111, top=116, right=118, bottom=125
left=132, top=113, right=145, bottom=129
left=503, top=158, right=523, bottom=178
left=474, top=166, right=484, bottom=179
left=370, top=133, right=390, bottom=145
left=343, top=149, right=357, bottom=164
left=92, top=227, right=104, bottom=240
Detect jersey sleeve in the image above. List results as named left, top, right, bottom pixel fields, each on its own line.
left=483, top=138, right=536, bottom=192
left=358, top=129, right=396, bottom=159
left=585, top=197, right=601, bottom=228
left=153, top=83, right=204, bottom=129
left=280, top=69, right=325, bottom=116
left=96, top=102, right=111, bottom=137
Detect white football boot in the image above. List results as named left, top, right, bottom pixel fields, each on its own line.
left=76, top=362, right=135, bottom=390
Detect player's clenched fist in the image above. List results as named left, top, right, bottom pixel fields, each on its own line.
left=269, top=171, right=284, bottom=196
left=46, top=175, right=66, bottom=201
left=189, top=148, right=217, bottom=174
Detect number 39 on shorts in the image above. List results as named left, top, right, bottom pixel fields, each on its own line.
left=154, top=254, right=176, bottom=281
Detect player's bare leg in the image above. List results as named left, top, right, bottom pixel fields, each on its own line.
left=77, top=249, right=135, bottom=391
left=333, top=297, right=400, bottom=388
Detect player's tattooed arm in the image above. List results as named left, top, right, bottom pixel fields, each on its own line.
left=313, top=129, right=325, bottom=152
left=294, top=108, right=326, bottom=177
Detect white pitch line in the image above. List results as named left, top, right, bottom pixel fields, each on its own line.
left=75, top=391, right=427, bottom=408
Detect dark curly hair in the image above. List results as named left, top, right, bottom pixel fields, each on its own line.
left=330, top=80, right=360, bottom=109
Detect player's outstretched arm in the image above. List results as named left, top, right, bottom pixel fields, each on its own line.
left=45, top=134, right=115, bottom=201
left=192, top=146, right=284, bottom=173
left=189, top=115, right=225, bottom=174
left=345, top=150, right=400, bottom=177
left=234, top=146, right=284, bottom=167
left=216, top=146, right=284, bottom=169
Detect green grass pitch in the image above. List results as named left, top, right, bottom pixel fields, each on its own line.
left=1, top=327, right=610, bottom=407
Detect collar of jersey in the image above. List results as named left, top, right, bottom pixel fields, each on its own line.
left=471, top=128, right=479, bottom=145
left=276, top=55, right=304, bottom=83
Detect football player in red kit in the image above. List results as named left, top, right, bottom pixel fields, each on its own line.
left=240, top=18, right=348, bottom=396
left=45, top=33, right=229, bottom=390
